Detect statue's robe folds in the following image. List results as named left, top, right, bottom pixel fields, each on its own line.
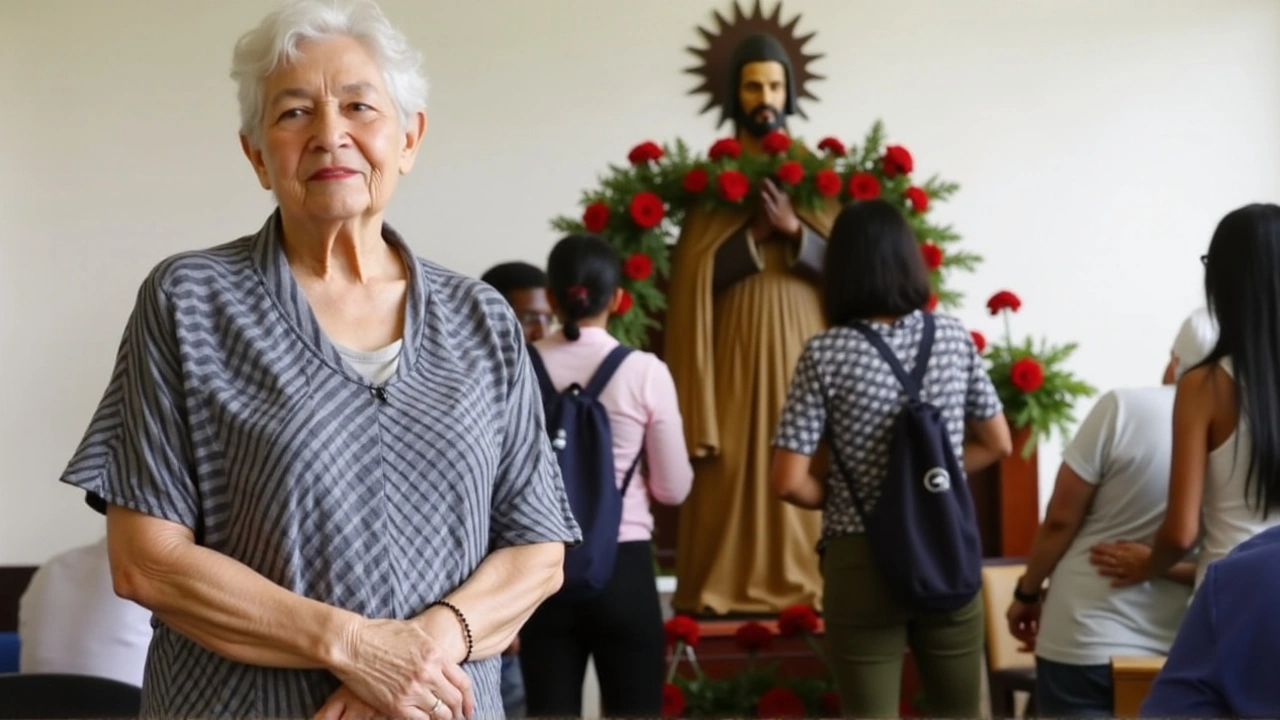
left=666, top=197, right=841, bottom=616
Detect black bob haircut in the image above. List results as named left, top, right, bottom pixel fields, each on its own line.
left=822, top=199, right=932, bottom=326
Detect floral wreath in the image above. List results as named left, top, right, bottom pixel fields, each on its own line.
left=550, top=120, right=982, bottom=349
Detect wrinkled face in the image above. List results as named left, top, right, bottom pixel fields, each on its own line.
left=506, top=288, right=553, bottom=342
left=737, top=60, right=787, bottom=136
left=241, top=35, right=425, bottom=225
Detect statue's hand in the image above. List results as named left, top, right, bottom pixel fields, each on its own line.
left=761, top=179, right=802, bottom=240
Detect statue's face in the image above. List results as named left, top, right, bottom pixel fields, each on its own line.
left=737, top=60, right=787, bottom=137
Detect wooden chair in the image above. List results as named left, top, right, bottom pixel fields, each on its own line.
left=1112, top=656, right=1166, bottom=717
left=981, top=559, right=1037, bottom=718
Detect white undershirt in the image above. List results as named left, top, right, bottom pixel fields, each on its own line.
left=334, top=339, right=402, bottom=385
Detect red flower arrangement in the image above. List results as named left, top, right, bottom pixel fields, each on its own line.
left=551, top=120, right=979, bottom=349
left=977, top=290, right=1095, bottom=456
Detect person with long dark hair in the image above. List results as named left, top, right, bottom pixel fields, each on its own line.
left=1094, top=203, right=1280, bottom=591
left=518, top=234, right=693, bottom=718
left=770, top=200, right=1012, bottom=717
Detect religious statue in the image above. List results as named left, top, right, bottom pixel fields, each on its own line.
left=664, top=26, right=841, bottom=616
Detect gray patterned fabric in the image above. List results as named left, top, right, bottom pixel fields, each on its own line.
left=772, top=310, right=1001, bottom=542
left=60, top=210, right=581, bottom=719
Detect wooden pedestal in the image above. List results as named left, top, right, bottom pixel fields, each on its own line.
left=966, top=426, right=1041, bottom=558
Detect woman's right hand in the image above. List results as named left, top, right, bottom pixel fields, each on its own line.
left=333, top=618, right=475, bottom=720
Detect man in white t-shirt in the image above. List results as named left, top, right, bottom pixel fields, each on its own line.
left=1004, top=308, right=1218, bottom=717
left=18, top=535, right=153, bottom=687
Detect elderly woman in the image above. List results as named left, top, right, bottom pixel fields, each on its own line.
left=57, top=1, right=579, bottom=719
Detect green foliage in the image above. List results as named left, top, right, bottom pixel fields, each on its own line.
left=550, top=120, right=980, bottom=348
left=672, top=662, right=832, bottom=718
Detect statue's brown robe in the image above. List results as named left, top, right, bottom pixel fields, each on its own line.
left=666, top=197, right=840, bottom=615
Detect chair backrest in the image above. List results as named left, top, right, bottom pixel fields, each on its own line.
left=0, top=673, right=141, bottom=719
left=980, top=560, right=1036, bottom=671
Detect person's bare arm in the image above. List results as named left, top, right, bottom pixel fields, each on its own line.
left=770, top=448, right=825, bottom=510
left=1021, top=465, right=1097, bottom=593
left=412, top=542, right=564, bottom=662
left=963, top=414, right=1013, bottom=475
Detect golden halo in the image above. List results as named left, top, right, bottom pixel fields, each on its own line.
left=684, top=0, right=825, bottom=126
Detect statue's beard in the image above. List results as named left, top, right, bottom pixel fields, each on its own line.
left=738, top=103, right=785, bottom=137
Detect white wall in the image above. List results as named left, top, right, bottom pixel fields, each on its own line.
left=3, top=0, right=1279, bottom=564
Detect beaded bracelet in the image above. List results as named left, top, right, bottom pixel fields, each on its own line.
left=429, top=599, right=474, bottom=663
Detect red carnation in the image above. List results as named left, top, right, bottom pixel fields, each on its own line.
left=682, top=167, right=708, bottom=193
left=762, top=130, right=791, bottom=154
left=776, top=160, right=804, bottom=186
left=777, top=604, right=819, bottom=637
left=733, top=621, right=774, bottom=653
left=815, top=169, right=842, bottom=197
left=971, top=330, right=987, bottom=353
left=986, top=290, right=1022, bottom=315
left=1011, top=357, right=1045, bottom=393
left=817, top=136, right=846, bottom=156
left=582, top=202, right=609, bottom=233
left=623, top=253, right=653, bottom=281
left=921, top=243, right=943, bottom=270
left=628, top=192, right=665, bottom=229
left=820, top=691, right=842, bottom=717
left=708, top=138, right=742, bottom=161
left=627, top=141, right=663, bottom=165
left=616, top=288, right=634, bottom=315
left=717, top=170, right=750, bottom=203
left=661, top=683, right=686, bottom=718
left=664, top=615, right=700, bottom=648
left=906, top=186, right=929, bottom=213
left=849, top=172, right=881, bottom=201
left=925, top=293, right=939, bottom=312
left=757, top=687, right=806, bottom=719
left=883, top=144, right=914, bottom=176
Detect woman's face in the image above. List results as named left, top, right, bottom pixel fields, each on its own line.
left=241, top=35, right=425, bottom=226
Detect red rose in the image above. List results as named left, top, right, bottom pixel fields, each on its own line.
left=756, top=687, right=806, bottom=719
left=582, top=202, right=609, bottom=233
left=628, top=191, right=665, bottom=229
left=661, top=683, right=686, bottom=718
left=682, top=167, right=708, bottom=193
left=776, top=160, right=804, bottom=186
left=849, top=172, right=881, bottom=200
left=920, top=243, right=943, bottom=270
left=986, top=290, right=1022, bottom=315
left=820, top=691, right=841, bottom=717
left=733, top=621, right=774, bottom=653
left=664, top=615, right=700, bottom=648
left=1010, top=357, right=1045, bottom=393
left=708, top=138, right=742, bottom=161
left=970, top=330, right=987, bottom=353
left=623, top=253, right=653, bottom=281
left=905, top=186, right=929, bottom=213
left=761, top=130, right=791, bottom=154
left=817, top=136, right=846, bottom=155
left=616, top=288, right=634, bottom=315
left=883, top=144, right=914, bottom=176
left=717, top=170, right=750, bottom=203
left=627, top=141, right=663, bottom=165
left=925, top=293, right=939, bottom=312
left=777, top=604, right=819, bottom=637
left=814, top=169, right=842, bottom=197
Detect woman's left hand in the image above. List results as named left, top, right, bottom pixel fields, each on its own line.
left=1089, top=540, right=1152, bottom=587
left=315, top=685, right=381, bottom=720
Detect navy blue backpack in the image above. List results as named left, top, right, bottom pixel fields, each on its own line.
left=527, top=344, right=642, bottom=601
left=828, top=313, right=983, bottom=612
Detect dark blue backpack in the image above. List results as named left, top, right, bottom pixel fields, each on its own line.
left=528, top=344, right=642, bottom=601
left=828, top=313, right=983, bottom=612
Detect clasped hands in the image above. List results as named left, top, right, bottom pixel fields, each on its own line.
left=749, top=178, right=802, bottom=245
left=315, top=615, right=476, bottom=720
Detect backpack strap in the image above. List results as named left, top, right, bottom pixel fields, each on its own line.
left=850, top=312, right=936, bottom=401
left=620, top=444, right=644, bottom=495
left=582, top=345, right=633, bottom=399
left=526, top=344, right=560, bottom=401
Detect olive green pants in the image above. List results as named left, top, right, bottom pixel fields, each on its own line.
left=822, top=534, right=984, bottom=718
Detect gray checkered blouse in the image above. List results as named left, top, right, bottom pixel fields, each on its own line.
left=772, top=310, right=1002, bottom=541
left=60, top=211, right=581, bottom=719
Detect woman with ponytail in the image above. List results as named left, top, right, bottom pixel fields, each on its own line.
left=1099, top=203, right=1280, bottom=592
left=518, top=234, right=694, bottom=718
